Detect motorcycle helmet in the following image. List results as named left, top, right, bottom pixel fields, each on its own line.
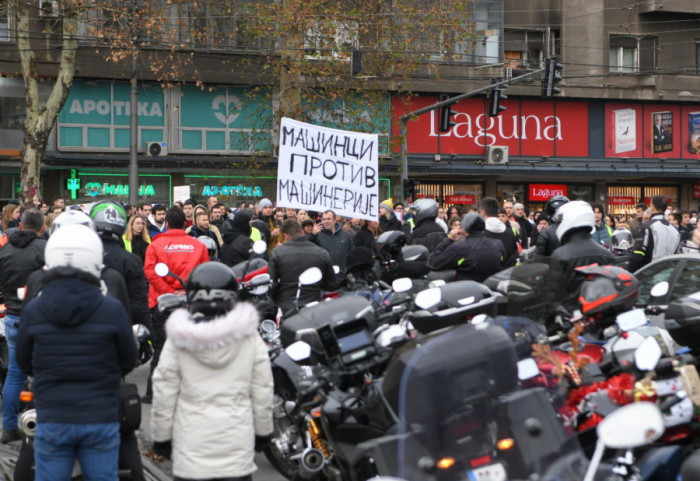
left=410, top=198, right=439, bottom=226
left=544, top=195, right=569, bottom=223
left=576, top=265, right=639, bottom=318
left=461, top=212, right=485, bottom=235
left=196, top=236, right=218, bottom=261
left=44, top=224, right=103, bottom=280
left=186, top=261, right=238, bottom=320
left=90, top=201, right=127, bottom=240
left=556, top=201, right=595, bottom=242
left=611, top=228, right=633, bottom=251
left=49, top=210, right=95, bottom=236
left=376, top=230, right=406, bottom=261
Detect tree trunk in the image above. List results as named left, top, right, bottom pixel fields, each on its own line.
left=13, top=0, right=79, bottom=204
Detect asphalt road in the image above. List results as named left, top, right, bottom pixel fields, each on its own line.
left=0, top=362, right=287, bottom=481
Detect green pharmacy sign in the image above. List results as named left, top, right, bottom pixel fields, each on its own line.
left=84, top=182, right=157, bottom=197
left=202, top=185, right=263, bottom=197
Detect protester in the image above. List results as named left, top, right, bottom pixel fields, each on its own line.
left=378, top=198, right=402, bottom=232
left=221, top=211, right=254, bottom=267
left=629, top=195, right=680, bottom=272
left=1, top=204, right=19, bottom=231
left=480, top=197, right=518, bottom=267
left=123, top=214, right=152, bottom=264
left=309, top=209, right=354, bottom=278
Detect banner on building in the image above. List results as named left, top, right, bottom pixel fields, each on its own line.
left=277, top=117, right=379, bottom=222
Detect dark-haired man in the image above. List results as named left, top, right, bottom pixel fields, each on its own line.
left=269, top=219, right=337, bottom=314
left=147, top=204, right=168, bottom=240
left=480, top=197, right=518, bottom=267
left=0, top=208, right=46, bottom=443
left=142, top=208, right=209, bottom=403
left=629, top=195, right=680, bottom=272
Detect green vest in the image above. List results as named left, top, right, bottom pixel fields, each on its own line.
left=122, top=235, right=132, bottom=253
left=250, top=226, right=262, bottom=242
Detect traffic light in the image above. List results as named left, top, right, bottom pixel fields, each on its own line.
left=488, top=87, right=507, bottom=117
left=541, top=58, right=563, bottom=98
left=403, top=178, right=419, bottom=201
left=438, top=94, right=457, bottom=133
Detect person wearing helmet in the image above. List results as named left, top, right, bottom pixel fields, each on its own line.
left=552, top=201, right=615, bottom=311
left=534, top=195, right=569, bottom=258
left=90, top=201, right=150, bottom=330
left=151, top=262, right=273, bottom=480
left=629, top=195, right=680, bottom=272
left=409, top=198, right=447, bottom=252
left=428, top=212, right=505, bottom=282
left=576, top=265, right=639, bottom=326
left=0, top=208, right=46, bottom=444
left=15, top=224, right=137, bottom=480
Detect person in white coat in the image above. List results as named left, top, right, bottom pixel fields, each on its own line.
left=151, top=262, right=273, bottom=481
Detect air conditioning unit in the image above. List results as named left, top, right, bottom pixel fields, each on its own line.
left=146, top=142, right=168, bottom=157
left=39, top=0, right=60, bottom=18
left=486, top=145, right=509, bottom=165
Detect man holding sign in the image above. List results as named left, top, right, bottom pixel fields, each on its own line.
left=309, top=209, right=354, bottom=278
left=277, top=118, right=379, bottom=223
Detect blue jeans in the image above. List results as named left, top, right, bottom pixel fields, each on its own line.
left=34, top=422, right=120, bottom=481
left=2, top=314, right=27, bottom=431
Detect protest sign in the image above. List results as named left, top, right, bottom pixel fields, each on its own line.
left=277, top=117, right=379, bottom=222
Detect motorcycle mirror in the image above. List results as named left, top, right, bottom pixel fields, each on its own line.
left=252, top=240, right=267, bottom=255
left=414, top=288, right=441, bottom=310
left=650, top=281, right=669, bottom=299
left=428, top=279, right=446, bottom=288
left=517, top=358, right=540, bottom=381
left=634, top=336, right=663, bottom=371
left=249, top=273, right=271, bottom=296
left=299, top=267, right=323, bottom=286
left=583, top=402, right=665, bottom=481
left=616, top=308, right=647, bottom=332
left=286, top=341, right=312, bottom=362
left=154, top=263, right=170, bottom=278
left=392, top=277, right=412, bottom=293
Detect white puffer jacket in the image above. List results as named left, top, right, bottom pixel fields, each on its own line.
left=151, top=302, right=273, bottom=479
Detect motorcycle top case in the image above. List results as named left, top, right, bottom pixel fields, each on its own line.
left=280, top=296, right=377, bottom=351
left=409, top=280, right=497, bottom=334
left=665, top=292, right=700, bottom=353
left=381, top=323, right=518, bottom=415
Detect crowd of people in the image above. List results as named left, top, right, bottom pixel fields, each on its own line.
left=0, top=190, right=697, bottom=480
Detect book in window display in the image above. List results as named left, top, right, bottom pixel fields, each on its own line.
left=651, top=111, right=673, bottom=154
left=689, top=111, right=700, bottom=154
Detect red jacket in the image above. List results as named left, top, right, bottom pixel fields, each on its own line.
left=144, top=229, right=210, bottom=308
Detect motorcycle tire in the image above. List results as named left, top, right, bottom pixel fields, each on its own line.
left=263, top=391, right=303, bottom=480
left=13, top=438, right=33, bottom=481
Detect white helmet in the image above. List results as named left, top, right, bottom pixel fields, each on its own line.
left=49, top=210, right=95, bottom=236
left=556, top=201, right=595, bottom=242
left=45, top=224, right=103, bottom=279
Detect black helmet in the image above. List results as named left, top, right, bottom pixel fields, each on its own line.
left=376, top=230, right=406, bottom=261
left=577, top=265, right=639, bottom=319
left=186, top=262, right=238, bottom=320
left=411, top=198, right=439, bottom=226
left=544, top=195, right=569, bottom=221
left=90, top=201, right=127, bottom=240
left=461, top=212, right=485, bottom=235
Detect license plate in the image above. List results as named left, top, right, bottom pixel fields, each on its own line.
left=468, top=462, right=506, bottom=481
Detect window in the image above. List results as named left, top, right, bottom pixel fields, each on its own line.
left=0, top=98, right=25, bottom=129
left=504, top=30, right=555, bottom=69
left=609, top=35, right=656, bottom=73
left=636, top=260, right=677, bottom=306
left=304, top=19, right=358, bottom=62
left=0, top=1, right=10, bottom=42
left=669, top=261, right=700, bottom=303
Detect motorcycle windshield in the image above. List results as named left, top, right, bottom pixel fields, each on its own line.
left=361, top=322, right=600, bottom=481
left=484, top=257, right=567, bottom=322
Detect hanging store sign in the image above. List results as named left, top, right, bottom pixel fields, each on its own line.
left=445, top=194, right=476, bottom=204
left=84, top=182, right=157, bottom=197
left=528, top=184, right=568, bottom=202
left=694, top=182, right=700, bottom=199
left=607, top=196, right=636, bottom=206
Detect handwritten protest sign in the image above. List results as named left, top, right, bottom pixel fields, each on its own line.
left=277, top=117, right=379, bottom=222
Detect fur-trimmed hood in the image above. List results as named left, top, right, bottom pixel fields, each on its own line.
left=165, top=302, right=260, bottom=368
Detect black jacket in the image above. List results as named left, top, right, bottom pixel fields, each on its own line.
left=552, top=230, right=616, bottom=310
left=268, top=236, right=337, bottom=314
left=101, top=237, right=150, bottom=327
left=410, top=218, right=447, bottom=252
left=534, top=223, right=561, bottom=258
left=221, top=229, right=254, bottom=267
left=0, top=231, right=46, bottom=315
left=308, top=223, right=354, bottom=273
left=129, top=234, right=150, bottom=264
left=379, top=214, right=402, bottom=233
left=347, top=225, right=376, bottom=250
left=428, top=234, right=505, bottom=282
left=17, top=270, right=137, bottom=424
left=514, top=215, right=533, bottom=249
left=484, top=219, right=519, bottom=268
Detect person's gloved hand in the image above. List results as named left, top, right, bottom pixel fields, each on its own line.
left=139, top=338, right=154, bottom=365
left=255, top=435, right=272, bottom=452
left=152, top=440, right=172, bottom=460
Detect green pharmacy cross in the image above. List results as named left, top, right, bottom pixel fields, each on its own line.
left=67, top=169, right=81, bottom=200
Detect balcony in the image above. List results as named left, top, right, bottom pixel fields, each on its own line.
left=639, top=0, right=700, bottom=14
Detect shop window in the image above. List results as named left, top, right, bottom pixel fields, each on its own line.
left=609, top=35, right=656, bottom=73
left=0, top=1, right=9, bottom=42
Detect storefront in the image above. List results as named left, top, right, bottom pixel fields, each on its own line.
left=417, top=182, right=484, bottom=209
left=606, top=184, right=680, bottom=220
left=68, top=172, right=172, bottom=205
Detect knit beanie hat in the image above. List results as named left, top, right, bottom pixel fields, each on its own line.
left=259, top=198, right=273, bottom=209
left=380, top=198, right=394, bottom=211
